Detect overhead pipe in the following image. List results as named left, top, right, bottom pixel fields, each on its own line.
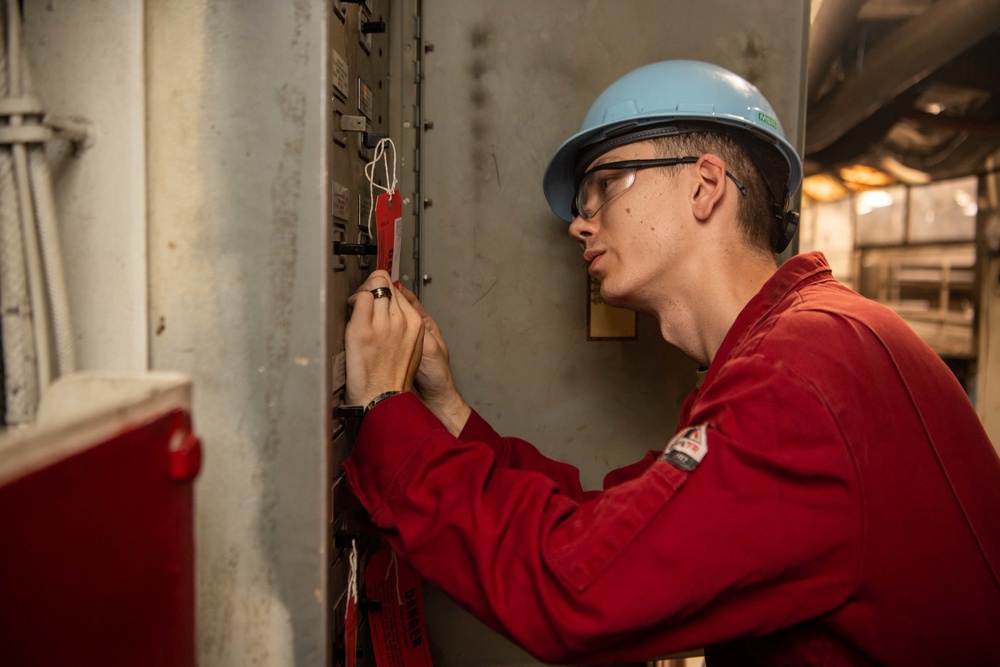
left=805, top=0, right=1000, bottom=155
left=807, top=0, right=867, bottom=104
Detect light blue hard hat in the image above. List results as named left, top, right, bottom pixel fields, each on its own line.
left=542, top=60, right=803, bottom=250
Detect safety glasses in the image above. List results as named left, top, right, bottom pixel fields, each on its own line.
left=573, top=156, right=747, bottom=220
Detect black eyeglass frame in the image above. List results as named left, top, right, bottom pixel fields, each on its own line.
left=573, top=156, right=747, bottom=219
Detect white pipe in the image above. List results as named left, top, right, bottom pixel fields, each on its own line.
left=0, top=146, right=37, bottom=423
left=14, top=17, right=76, bottom=376
left=5, top=0, right=52, bottom=391
left=28, top=145, right=76, bottom=375
left=0, top=2, right=38, bottom=424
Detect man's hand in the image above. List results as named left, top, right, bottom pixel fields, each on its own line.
left=399, top=284, right=471, bottom=436
left=345, top=271, right=424, bottom=409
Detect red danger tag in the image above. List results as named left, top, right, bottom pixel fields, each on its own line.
left=345, top=594, right=358, bottom=667
left=375, top=191, right=403, bottom=285
left=365, top=550, right=433, bottom=667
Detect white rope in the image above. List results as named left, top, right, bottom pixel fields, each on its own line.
left=386, top=549, right=403, bottom=605
left=346, top=538, right=359, bottom=617
left=363, top=137, right=398, bottom=239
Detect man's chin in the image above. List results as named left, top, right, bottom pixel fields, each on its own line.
left=599, top=283, right=647, bottom=314
left=599, top=284, right=626, bottom=308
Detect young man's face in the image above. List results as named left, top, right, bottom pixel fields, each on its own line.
left=568, top=140, right=691, bottom=310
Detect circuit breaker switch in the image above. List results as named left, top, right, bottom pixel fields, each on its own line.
left=363, top=132, right=388, bottom=148
left=333, top=242, right=378, bottom=256
left=339, top=115, right=367, bottom=133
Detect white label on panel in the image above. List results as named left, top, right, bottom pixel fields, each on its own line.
left=332, top=182, right=349, bottom=221
left=358, top=78, right=373, bottom=120
left=332, top=50, right=349, bottom=99
left=358, top=193, right=372, bottom=229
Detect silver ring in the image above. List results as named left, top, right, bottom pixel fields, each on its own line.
left=370, top=286, right=392, bottom=300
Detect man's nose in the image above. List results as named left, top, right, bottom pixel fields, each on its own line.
left=569, top=214, right=595, bottom=242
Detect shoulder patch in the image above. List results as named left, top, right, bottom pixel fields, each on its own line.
left=660, top=424, right=709, bottom=471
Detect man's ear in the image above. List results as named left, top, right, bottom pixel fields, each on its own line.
left=691, top=154, right=728, bottom=221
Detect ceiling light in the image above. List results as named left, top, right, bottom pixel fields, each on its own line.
left=802, top=174, right=849, bottom=202
left=838, top=164, right=895, bottom=190
left=856, top=190, right=894, bottom=215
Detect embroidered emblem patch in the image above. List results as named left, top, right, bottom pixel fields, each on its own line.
left=660, top=424, right=709, bottom=471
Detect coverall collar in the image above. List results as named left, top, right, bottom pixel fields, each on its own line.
left=704, top=251, right=832, bottom=385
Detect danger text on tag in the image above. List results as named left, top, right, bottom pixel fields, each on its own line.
left=375, top=191, right=403, bottom=285
left=345, top=595, right=358, bottom=667
left=365, top=550, right=434, bottom=667
left=660, top=423, right=709, bottom=471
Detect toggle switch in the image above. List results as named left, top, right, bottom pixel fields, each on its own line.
left=363, top=132, right=388, bottom=149
left=333, top=242, right=378, bottom=256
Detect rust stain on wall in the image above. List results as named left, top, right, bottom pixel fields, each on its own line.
left=264, top=82, right=306, bottom=465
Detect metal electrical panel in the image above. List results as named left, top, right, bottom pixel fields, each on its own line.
left=328, top=1, right=420, bottom=664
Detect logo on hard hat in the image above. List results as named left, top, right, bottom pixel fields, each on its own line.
left=758, top=112, right=778, bottom=129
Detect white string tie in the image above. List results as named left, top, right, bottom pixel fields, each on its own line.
left=346, top=538, right=359, bottom=622
left=386, top=550, right=403, bottom=605
left=363, top=137, right=398, bottom=238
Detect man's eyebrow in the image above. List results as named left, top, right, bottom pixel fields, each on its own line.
left=589, top=154, right=624, bottom=169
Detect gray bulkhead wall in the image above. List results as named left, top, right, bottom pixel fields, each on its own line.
left=416, top=1, right=809, bottom=664
left=147, top=1, right=333, bottom=665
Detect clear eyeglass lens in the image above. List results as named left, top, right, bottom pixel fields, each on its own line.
left=576, top=167, right=636, bottom=219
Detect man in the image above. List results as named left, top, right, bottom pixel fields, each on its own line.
left=343, top=61, right=1000, bottom=665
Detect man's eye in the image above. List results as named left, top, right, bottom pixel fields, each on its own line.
left=598, top=172, right=619, bottom=192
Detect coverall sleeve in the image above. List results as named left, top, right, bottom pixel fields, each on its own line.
left=343, top=356, right=862, bottom=663
left=458, top=408, right=595, bottom=502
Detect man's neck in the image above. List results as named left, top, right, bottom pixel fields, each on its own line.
left=655, top=247, right=777, bottom=367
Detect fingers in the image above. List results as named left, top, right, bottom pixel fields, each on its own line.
left=344, top=272, right=427, bottom=405
left=397, top=284, right=446, bottom=348
left=398, top=284, right=428, bottom=317
left=404, top=322, right=425, bottom=390
left=348, top=270, right=392, bottom=307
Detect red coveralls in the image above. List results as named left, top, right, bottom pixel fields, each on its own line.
left=344, top=252, right=1000, bottom=666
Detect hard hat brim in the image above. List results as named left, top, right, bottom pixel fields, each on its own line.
left=543, top=113, right=802, bottom=223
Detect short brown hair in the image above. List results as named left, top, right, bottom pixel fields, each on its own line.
left=653, top=132, right=776, bottom=253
